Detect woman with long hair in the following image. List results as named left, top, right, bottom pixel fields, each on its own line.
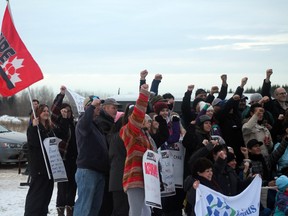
left=24, top=104, right=68, bottom=216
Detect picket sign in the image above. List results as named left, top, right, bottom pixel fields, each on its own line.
left=143, top=150, right=162, bottom=209
left=159, top=141, right=185, bottom=195
left=159, top=150, right=176, bottom=197
left=43, top=137, right=68, bottom=182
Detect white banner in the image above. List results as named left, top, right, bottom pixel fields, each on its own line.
left=195, top=175, right=262, bottom=216
left=65, top=88, right=85, bottom=116
left=143, top=150, right=162, bottom=209
left=43, top=137, right=68, bottom=183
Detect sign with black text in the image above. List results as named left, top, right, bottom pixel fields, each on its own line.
left=143, top=150, right=161, bottom=209
left=43, top=137, right=67, bottom=182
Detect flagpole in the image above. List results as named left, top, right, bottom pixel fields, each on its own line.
left=6, top=0, right=14, bottom=23
left=27, top=87, right=51, bottom=180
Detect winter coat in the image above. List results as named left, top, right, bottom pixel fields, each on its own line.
left=75, top=105, right=109, bottom=173
left=120, top=88, right=153, bottom=192
left=109, top=118, right=126, bottom=192
left=242, top=114, right=273, bottom=157
left=27, top=123, right=67, bottom=177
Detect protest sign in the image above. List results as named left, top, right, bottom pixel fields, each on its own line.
left=43, top=137, right=67, bottom=182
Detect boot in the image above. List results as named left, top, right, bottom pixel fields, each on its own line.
left=66, top=206, right=74, bottom=216
left=57, top=206, right=65, bottom=216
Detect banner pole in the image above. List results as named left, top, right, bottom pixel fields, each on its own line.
left=27, top=87, right=51, bottom=179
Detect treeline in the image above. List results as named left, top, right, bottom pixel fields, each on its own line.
left=244, top=84, right=288, bottom=94
left=0, top=86, right=108, bottom=117
left=227, top=84, right=288, bottom=94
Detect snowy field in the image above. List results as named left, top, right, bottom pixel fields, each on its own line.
left=0, top=164, right=58, bottom=216
left=0, top=115, right=58, bottom=215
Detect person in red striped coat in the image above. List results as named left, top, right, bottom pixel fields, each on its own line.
left=120, top=83, right=156, bottom=216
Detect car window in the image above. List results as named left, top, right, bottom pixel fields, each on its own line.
left=0, top=125, right=10, bottom=133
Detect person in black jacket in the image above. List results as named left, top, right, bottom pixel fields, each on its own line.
left=182, top=115, right=213, bottom=178
left=184, top=154, right=224, bottom=216
left=24, top=104, right=68, bottom=216
left=73, top=96, right=109, bottom=216
left=108, top=113, right=129, bottom=216
left=181, top=75, right=228, bottom=130
left=95, top=97, right=120, bottom=216
left=51, top=86, right=78, bottom=216
left=211, top=146, right=252, bottom=196
left=215, top=77, right=248, bottom=165
left=260, top=69, right=287, bottom=144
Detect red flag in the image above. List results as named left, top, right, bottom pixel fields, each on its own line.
left=0, top=5, right=43, bottom=97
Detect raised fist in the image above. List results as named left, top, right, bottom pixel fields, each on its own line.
left=187, top=84, right=195, bottom=91
left=140, top=70, right=148, bottom=79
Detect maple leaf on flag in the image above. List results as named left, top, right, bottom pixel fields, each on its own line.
left=0, top=4, right=43, bottom=97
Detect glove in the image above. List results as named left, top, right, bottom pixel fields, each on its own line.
left=155, top=115, right=166, bottom=123
left=172, top=115, right=180, bottom=122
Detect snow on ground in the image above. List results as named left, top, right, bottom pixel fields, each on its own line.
left=0, top=165, right=57, bottom=216
left=0, top=115, right=22, bottom=124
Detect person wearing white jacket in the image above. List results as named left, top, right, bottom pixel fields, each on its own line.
left=242, top=103, right=273, bottom=158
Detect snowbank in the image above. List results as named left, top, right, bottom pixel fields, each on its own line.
left=0, top=115, right=22, bottom=124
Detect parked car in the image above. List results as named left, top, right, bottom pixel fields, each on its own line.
left=0, top=124, right=27, bottom=164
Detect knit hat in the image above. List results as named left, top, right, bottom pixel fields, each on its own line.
left=227, top=152, right=236, bottom=163
left=153, top=101, right=169, bottom=114
left=211, top=135, right=226, bottom=145
left=150, top=95, right=166, bottom=106
left=199, top=101, right=207, bottom=111
left=247, top=139, right=263, bottom=149
left=197, top=115, right=211, bottom=126
left=199, top=101, right=214, bottom=112
left=191, top=157, right=213, bottom=177
left=249, top=93, right=262, bottom=104
left=145, top=114, right=152, bottom=122
left=162, top=93, right=174, bottom=100
left=83, top=95, right=102, bottom=107
left=207, top=105, right=214, bottom=111
left=212, top=144, right=227, bottom=155
left=212, top=98, right=222, bottom=107
left=195, top=88, right=207, bottom=97
left=276, top=175, right=288, bottom=192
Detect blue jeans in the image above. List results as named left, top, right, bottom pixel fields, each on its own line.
left=73, top=168, right=105, bottom=216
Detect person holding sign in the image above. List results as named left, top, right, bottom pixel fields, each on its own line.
left=120, top=82, right=156, bottom=216
left=24, top=104, right=69, bottom=216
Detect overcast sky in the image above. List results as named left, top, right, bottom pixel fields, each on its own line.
left=1, top=0, right=288, bottom=97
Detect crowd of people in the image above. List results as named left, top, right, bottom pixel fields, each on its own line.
left=22, top=69, right=288, bottom=216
